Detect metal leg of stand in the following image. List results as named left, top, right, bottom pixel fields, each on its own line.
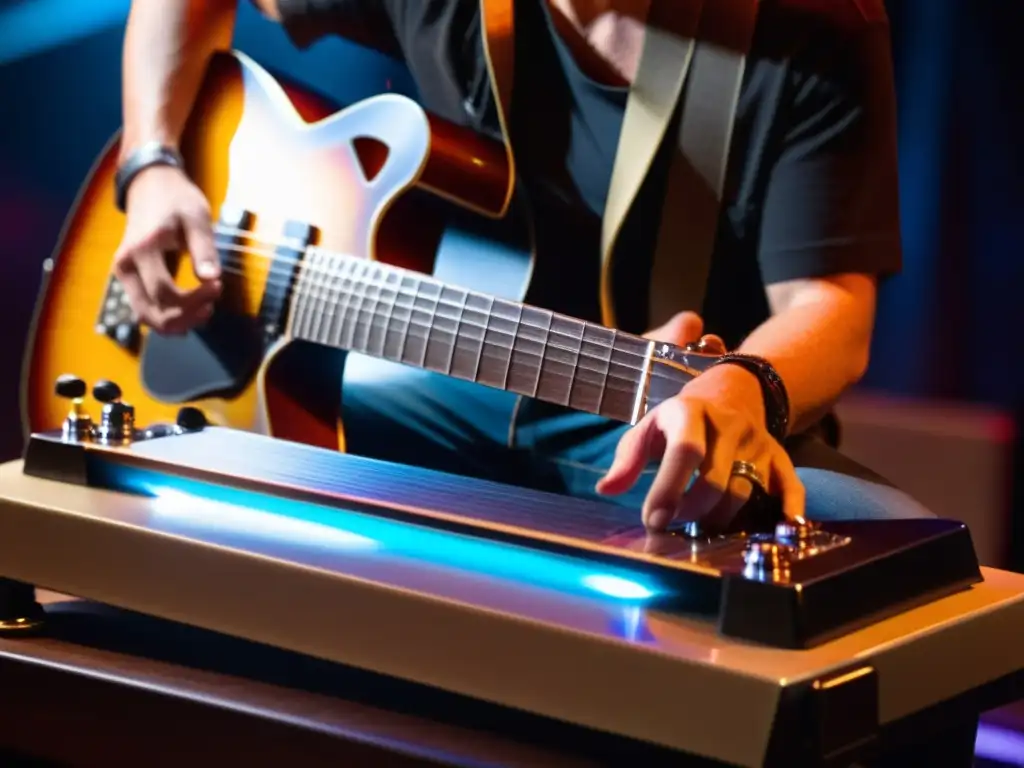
left=0, top=578, right=46, bottom=636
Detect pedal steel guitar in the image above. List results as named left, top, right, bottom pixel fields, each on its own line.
left=1, top=377, right=1024, bottom=767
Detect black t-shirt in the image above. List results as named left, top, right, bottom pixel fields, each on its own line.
left=277, top=0, right=903, bottom=346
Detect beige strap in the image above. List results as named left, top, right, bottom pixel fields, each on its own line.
left=601, top=0, right=760, bottom=329
left=600, top=1, right=704, bottom=328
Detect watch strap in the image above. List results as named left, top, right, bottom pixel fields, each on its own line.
left=114, top=142, right=185, bottom=212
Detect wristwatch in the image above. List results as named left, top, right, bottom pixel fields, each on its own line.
left=709, top=353, right=790, bottom=443
left=114, top=142, right=186, bottom=212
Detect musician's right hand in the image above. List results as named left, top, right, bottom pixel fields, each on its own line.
left=113, top=165, right=222, bottom=335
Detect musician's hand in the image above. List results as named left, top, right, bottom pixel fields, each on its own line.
left=596, top=311, right=805, bottom=530
left=113, top=164, right=222, bottom=335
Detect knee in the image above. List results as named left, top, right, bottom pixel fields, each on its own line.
left=796, top=468, right=936, bottom=522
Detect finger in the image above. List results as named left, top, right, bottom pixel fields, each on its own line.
left=770, top=450, right=807, bottom=521
left=596, top=415, right=664, bottom=496
left=697, top=334, right=727, bottom=355
left=643, top=408, right=706, bottom=530
left=155, top=286, right=220, bottom=335
left=704, top=451, right=767, bottom=530
left=643, top=311, right=703, bottom=346
left=135, top=250, right=187, bottom=309
left=150, top=306, right=190, bottom=336
left=182, top=209, right=221, bottom=281
left=195, top=301, right=215, bottom=324
left=676, top=422, right=748, bottom=523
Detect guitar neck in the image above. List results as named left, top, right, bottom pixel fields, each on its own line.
left=284, top=249, right=684, bottom=424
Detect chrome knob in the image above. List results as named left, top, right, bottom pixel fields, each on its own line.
left=92, top=380, right=134, bottom=444
left=678, top=521, right=704, bottom=539
left=774, top=518, right=819, bottom=549
left=743, top=540, right=792, bottom=581
left=744, top=541, right=781, bottom=568
left=97, top=402, right=135, bottom=444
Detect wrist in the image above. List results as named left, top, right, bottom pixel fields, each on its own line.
left=711, top=363, right=766, bottom=423
left=708, top=353, right=790, bottom=442
left=115, top=141, right=186, bottom=212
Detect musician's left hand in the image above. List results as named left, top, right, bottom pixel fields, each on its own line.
left=596, top=311, right=805, bottom=530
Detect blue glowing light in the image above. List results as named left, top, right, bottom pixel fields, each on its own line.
left=581, top=575, right=655, bottom=600
left=0, top=1, right=130, bottom=67
left=90, top=461, right=663, bottom=604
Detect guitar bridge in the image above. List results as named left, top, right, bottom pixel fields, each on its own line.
left=95, top=274, right=141, bottom=353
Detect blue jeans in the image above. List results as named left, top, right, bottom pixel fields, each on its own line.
left=340, top=355, right=935, bottom=522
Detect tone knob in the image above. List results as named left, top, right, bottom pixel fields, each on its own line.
left=113, top=322, right=140, bottom=351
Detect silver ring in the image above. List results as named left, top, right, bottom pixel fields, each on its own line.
left=731, top=460, right=766, bottom=491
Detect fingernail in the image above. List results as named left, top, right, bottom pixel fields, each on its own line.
left=197, top=262, right=219, bottom=278
left=646, top=507, right=673, bottom=531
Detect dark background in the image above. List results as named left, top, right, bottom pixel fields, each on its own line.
left=0, top=0, right=1021, bottom=462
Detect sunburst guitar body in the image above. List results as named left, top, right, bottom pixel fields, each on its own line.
left=21, top=49, right=534, bottom=451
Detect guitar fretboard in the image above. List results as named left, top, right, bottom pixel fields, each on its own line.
left=286, top=251, right=653, bottom=423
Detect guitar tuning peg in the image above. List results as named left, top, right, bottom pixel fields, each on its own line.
left=54, top=374, right=93, bottom=442
left=54, top=374, right=87, bottom=400
left=92, top=379, right=123, bottom=405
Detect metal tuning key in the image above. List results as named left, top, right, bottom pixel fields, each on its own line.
left=92, top=379, right=135, bottom=445
left=55, top=374, right=94, bottom=442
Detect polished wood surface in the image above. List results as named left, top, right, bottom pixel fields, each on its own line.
left=2, top=461, right=1024, bottom=767
left=21, top=49, right=517, bottom=453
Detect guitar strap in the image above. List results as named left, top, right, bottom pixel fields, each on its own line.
left=601, top=0, right=761, bottom=329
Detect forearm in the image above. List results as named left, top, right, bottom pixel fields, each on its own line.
left=120, top=0, right=238, bottom=160
left=735, top=274, right=876, bottom=436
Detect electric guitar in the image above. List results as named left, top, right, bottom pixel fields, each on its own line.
left=21, top=49, right=717, bottom=452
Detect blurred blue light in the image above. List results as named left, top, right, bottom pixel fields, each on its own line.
left=89, top=461, right=664, bottom=605
left=0, top=0, right=130, bottom=66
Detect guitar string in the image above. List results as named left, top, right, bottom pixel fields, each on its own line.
left=74, top=267, right=698, bottom=406
left=82, top=241, right=647, bottom=372
left=73, top=281, right=673, bottom=404
left=86, top=219, right=695, bottom=374
left=72, top=229, right=712, bottom=388
left=204, top=229, right=714, bottom=393
left=207, top=243, right=704, bottom=395
left=78, top=243, right=693, bottom=381
left=73, top=256, right=689, bottom=411
left=209, top=221, right=659, bottom=368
